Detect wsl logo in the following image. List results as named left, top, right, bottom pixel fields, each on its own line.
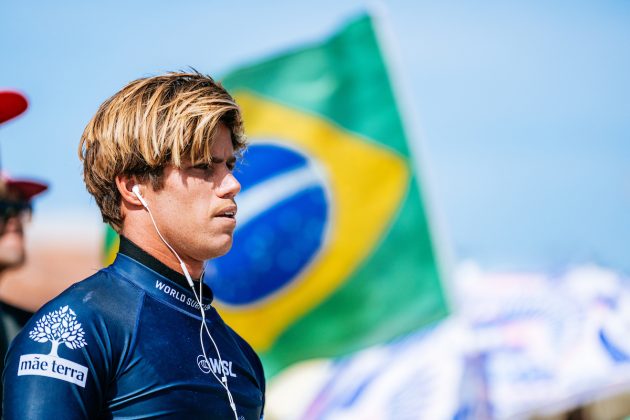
left=205, top=142, right=329, bottom=304
left=18, top=305, right=89, bottom=387
left=196, top=355, right=238, bottom=378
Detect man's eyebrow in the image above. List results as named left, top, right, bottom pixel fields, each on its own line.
left=210, top=156, right=237, bottom=164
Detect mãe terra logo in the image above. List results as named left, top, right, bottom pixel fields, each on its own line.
left=18, top=306, right=89, bottom=387
left=29, top=305, right=87, bottom=356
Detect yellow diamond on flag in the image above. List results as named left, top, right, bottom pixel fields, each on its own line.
left=216, top=92, right=410, bottom=351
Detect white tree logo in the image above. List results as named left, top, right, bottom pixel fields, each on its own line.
left=29, top=305, right=87, bottom=357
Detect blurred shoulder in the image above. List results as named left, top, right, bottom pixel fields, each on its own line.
left=223, top=321, right=265, bottom=386
left=28, top=267, right=145, bottom=334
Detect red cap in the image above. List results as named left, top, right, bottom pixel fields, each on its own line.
left=2, top=173, right=48, bottom=200
left=0, top=91, right=28, bottom=125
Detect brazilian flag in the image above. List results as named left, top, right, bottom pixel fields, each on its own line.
left=211, top=13, right=449, bottom=376
left=103, top=13, right=448, bottom=376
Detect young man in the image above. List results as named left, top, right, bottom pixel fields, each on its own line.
left=3, top=72, right=265, bottom=419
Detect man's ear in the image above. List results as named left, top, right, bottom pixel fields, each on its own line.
left=116, top=175, right=144, bottom=208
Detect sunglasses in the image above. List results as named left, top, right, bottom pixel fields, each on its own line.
left=0, top=199, right=32, bottom=226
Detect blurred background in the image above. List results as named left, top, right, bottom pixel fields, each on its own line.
left=1, top=1, right=629, bottom=419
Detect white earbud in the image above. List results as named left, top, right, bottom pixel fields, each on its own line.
left=131, top=185, right=149, bottom=209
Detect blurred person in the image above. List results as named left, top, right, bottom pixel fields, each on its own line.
left=0, top=176, right=48, bottom=339
left=0, top=89, right=48, bottom=417
left=3, top=72, right=265, bottom=419
left=0, top=176, right=47, bottom=409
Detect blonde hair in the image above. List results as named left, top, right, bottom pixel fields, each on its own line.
left=79, top=71, right=245, bottom=232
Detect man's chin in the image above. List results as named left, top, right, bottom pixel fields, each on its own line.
left=203, top=238, right=233, bottom=261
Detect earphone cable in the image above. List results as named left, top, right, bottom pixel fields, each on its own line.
left=137, top=192, right=239, bottom=419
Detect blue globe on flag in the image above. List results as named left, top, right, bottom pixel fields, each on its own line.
left=204, top=142, right=330, bottom=305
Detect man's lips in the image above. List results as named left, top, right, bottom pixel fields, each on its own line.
left=215, top=205, right=237, bottom=219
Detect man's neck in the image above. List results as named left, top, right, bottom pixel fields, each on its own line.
left=122, top=228, right=203, bottom=279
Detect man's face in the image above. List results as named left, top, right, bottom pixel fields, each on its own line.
left=0, top=193, right=30, bottom=270
left=143, top=123, right=241, bottom=264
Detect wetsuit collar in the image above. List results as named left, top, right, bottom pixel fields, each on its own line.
left=110, top=237, right=215, bottom=316
left=118, top=236, right=213, bottom=301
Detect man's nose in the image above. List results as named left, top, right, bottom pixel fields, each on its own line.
left=1, top=216, right=24, bottom=234
left=218, top=172, right=241, bottom=198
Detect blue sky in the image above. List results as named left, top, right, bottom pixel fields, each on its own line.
left=1, top=1, right=629, bottom=273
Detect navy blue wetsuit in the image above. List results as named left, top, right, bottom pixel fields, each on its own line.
left=3, top=237, right=265, bottom=419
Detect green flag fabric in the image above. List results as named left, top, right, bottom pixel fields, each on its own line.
left=205, top=13, right=449, bottom=376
